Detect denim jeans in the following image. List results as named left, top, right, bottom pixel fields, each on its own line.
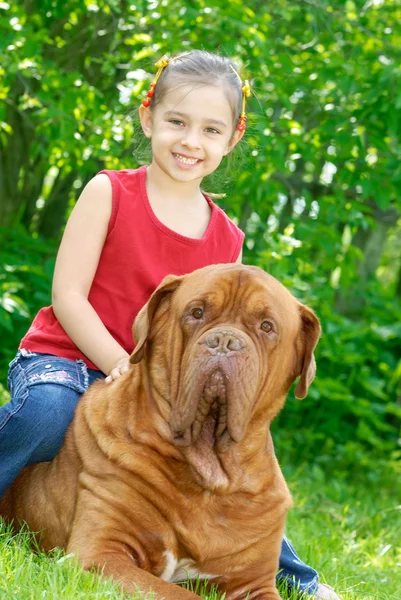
left=277, top=536, right=318, bottom=593
left=0, top=351, right=319, bottom=593
left=0, top=351, right=105, bottom=498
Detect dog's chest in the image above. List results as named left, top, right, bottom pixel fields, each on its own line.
left=159, top=551, right=216, bottom=583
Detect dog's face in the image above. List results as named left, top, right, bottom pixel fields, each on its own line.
left=130, top=265, right=320, bottom=487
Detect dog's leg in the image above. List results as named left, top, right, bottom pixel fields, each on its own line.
left=222, top=586, right=282, bottom=600
left=67, top=517, right=200, bottom=600
left=73, top=549, right=200, bottom=599
left=217, top=568, right=283, bottom=600
left=84, top=552, right=200, bottom=599
left=222, top=585, right=282, bottom=600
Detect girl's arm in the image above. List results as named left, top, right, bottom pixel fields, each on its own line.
left=235, top=247, right=243, bottom=263
left=52, top=174, right=130, bottom=380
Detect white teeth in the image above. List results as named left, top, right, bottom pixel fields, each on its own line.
left=174, top=154, right=198, bottom=165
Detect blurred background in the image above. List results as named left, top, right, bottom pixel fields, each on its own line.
left=0, top=0, right=400, bottom=482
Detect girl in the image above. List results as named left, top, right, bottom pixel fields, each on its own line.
left=0, top=50, right=339, bottom=600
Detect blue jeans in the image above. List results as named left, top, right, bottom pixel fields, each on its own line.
left=0, top=351, right=319, bottom=594
left=0, top=351, right=105, bottom=498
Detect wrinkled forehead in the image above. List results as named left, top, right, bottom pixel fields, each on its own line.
left=173, top=266, right=300, bottom=324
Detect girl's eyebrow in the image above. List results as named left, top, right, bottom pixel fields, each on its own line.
left=164, top=110, right=228, bottom=128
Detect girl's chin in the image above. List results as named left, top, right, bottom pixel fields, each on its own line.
left=149, top=159, right=215, bottom=184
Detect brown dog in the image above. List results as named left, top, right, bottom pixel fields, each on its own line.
left=0, top=264, right=320, bottom=600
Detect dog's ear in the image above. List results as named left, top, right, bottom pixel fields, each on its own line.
left=130, top=274, right=184, bottom=364
left=294, top=304, right=321, bottom=399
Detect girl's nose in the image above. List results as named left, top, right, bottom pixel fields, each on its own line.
left=181, top=128, right=201, bottom=150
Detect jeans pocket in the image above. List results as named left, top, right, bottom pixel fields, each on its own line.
left=20, top=356, right=87, bottom=395
left=7, top=350, right=38, bottom=394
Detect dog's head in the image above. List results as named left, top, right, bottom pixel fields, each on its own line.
left=130, top=264, right=320, bottom=487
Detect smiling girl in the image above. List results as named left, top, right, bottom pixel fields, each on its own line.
left=0, top=50, right=339, bottom=599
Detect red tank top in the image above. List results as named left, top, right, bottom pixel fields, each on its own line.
left=20, top=167, right=244, bottom=370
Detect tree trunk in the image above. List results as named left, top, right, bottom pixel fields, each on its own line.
left=335, top=204, right=399, bottom=315
left=0, top=78, right=37, bottom=228
left=36, top=169, right=77, bottom=240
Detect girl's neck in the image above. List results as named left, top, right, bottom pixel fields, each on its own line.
left=146, top=161, right=203, bottom=203
left=144, top=161, right=212, bottom=240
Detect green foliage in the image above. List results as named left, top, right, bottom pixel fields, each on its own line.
left=0, top=227, right=55, bottom=382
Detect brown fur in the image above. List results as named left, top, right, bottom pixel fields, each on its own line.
left=0, top=264, right=321, bottom=600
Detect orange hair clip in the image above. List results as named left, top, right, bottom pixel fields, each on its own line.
left=238, top=80, right=251, bottom=132
left=142, top=52, right=191, bottom=108
left=230, top=65, right=251, bottom=132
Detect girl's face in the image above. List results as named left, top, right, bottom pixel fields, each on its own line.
left=139, top=83, right=243, bottom=186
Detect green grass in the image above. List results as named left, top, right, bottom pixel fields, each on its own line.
left=280, top=463, right=400, bottom=600
left=1, top=463, right=399, bottom=600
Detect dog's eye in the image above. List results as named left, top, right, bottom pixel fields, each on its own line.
left=192, top=308, right=203, bottom=319
left=261, top=320, right=273, bottom=333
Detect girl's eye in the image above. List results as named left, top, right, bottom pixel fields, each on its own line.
left=192, top=308, right=204, bottom=319
left=169, top=119, right=184, bottom=126
left=205, top=127, right=220, bottom=134
left=261, top=321, right=273, bottom=333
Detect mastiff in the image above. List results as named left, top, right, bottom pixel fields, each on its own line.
left=0, top=264, right=321, bottom=600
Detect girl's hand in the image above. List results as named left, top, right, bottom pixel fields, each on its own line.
left=105, top=356, right=132, bottom=384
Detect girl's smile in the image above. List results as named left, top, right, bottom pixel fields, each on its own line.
left=172, top=152, right=202, bottom=168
